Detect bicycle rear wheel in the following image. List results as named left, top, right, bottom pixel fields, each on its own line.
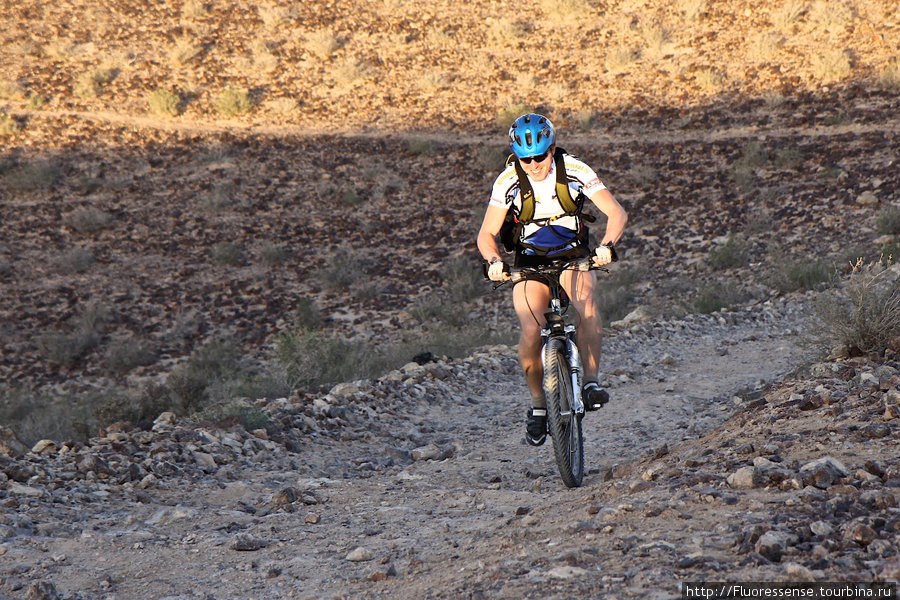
left=542, top=338, right=584, bottom=488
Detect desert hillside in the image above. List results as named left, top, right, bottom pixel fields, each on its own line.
left=1, top=1, right=900, bottom=595
left=1, top=0, right=898, bottom=435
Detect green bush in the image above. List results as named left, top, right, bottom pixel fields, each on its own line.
left=441, top=257, right=486, bottom=303
left=64, top=208, right=115, bottom=234
left=409, top=299, right=471, bottom=327
left=167, top=338, right=245, bottom=412
left=292, top=297, right=324, bottom=331
left=0, top=386, right=98, bottom=446
left=687, top=281, right=746, bottom=314
left=708, top=234, right=748, bottom=270
left=216, top=87, right=252, bottom=116
left=881, top=58, right=900, bottom=91
left=315, top=246, right=371, bottom=290
left=766, top=259, right=833, bottom=293
left=36, top=303, right=110, bottom=366
left=103, top=335, right=159, bottom=375
left=94, top=384, right=173, bottom=428
left=406, top=138, right=435, bottom=155
left=815, top=260, right=900, bottom=354
left=259, top=242, right=287, bottom=267
left=596, top=268, right=643, bottom=324
left=876, top=205, right=900, bottom=236
left=0, top=111, right=20, bottom=136
left=340, top=188, right=363, bottom=206
left=210, top=241, right=245, bottom=266
left=148, top=88, right=180, bottom=116
left=52, top=247, right=95, bottom=274
left=496, top=104, right=529, bottom=128
left=3, top=160, right=59, bottom=191
left=272, top=329, right=363, bottom=390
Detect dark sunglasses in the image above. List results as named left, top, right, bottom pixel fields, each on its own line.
left=519, top=150, right=550, bottom=164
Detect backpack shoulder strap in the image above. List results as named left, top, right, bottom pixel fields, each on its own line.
left=511, top=155, right=535, bottom=223
left=553, top=148, right=579, bottom=216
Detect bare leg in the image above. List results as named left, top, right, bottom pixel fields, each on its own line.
left=561, top=270, right=602, bottom=380
left=512, top=280, right=550, bottom=406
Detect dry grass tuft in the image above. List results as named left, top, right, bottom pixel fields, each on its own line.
left=148, top=88, right=180, bottom=116
left=257, top=2, right=294, bottom=29
left=216, top=87, right=252, bottom=116
left=0, top=111, right=20, bottom=137
left=539, top=0, right=593, bottom=24
left=641, top=24, right=674, bottom=58
left=676, top=0, right=708, bottom=22
left=807, top=0, right=853, bottom=33
left=751, top=32, right=783, bottom=62
left=329, top=58, right=371, bottom=90
left=881, top=58, right=900, bottom=91
left=168, top=35, right=203, bottom=66
left=772, top=0, right=808, bottom=31
left=695, top=68, right=726, bottom=91
left=810, top=48, right=852, bottom=83
left=304, top=30, right=340, bottom=60
left=606, top=47, right=638, bottom=72
left=0, top=79, right=25, bottom=99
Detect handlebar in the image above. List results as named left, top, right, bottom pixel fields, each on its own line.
left=507, top=257, right=595, bottom=283
left=482, top=245, right=618, bottom=284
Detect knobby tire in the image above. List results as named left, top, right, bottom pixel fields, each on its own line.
left=543, top=338, right=584, bottom=488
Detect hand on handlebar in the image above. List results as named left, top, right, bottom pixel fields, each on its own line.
left=592, top=243, right=618, bottom=267
left=487, top=259, right=510, bottom=281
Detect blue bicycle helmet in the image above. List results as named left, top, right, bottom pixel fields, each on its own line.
left=508, top=113, right=555, bottom=159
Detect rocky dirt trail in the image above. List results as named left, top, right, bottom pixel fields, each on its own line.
left=12, top=295, right=894, bottom=600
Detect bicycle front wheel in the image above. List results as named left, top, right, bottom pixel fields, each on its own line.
left=543, top=337, right=584, bottom=488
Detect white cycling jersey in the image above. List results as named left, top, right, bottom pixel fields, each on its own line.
left=489, top=154, right=607, bottom=252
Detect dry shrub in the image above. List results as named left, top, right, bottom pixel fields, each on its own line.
left=304, top=30, right=340, bottom=60
left=811, top=48, right=851, bottom=83
left=808, top=0, right=853, bottom=33
left=329, top=58, right=371, bottom=89
left=815, top=260, right=900, bottom=354
left=216, top=87, right=252, bottom=116
left=0, top=112, right=20, bottom=137
left=881, top=58, right=900, bottom=91
left=539, top=0, right=593, bottom=24
left=0, top=79, right=24, bottom=99
left=258, top=2, right=293, bottom=28
left=752, top=32, right=783, bottom=62
left=64, top=207, right=115, bottom=234
left=606, top=47, right=637, bottom=73
left=169, top=36, right=203, bottom=66
left=496, top=103, right=529, bottom=128
left=695, top=68, right=726, bottom=91
left=641, top=24, right=673, bottom=58
left=36, top=303, right=110, bottom=366
left=148, top=88, right=180, bottom=116
left=677, top=0, right=708, bottom=22
left=773, top=0, right=807, bottom=31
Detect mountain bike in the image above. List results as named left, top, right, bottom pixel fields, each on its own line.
left=489, top=255, right=611, bottom=488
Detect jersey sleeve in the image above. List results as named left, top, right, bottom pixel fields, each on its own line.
left=564, top=156, right=607, bottom=197
left=489, top=166, right=518, bottom=209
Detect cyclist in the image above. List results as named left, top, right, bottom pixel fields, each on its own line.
left=477, top=113, right=628, bottom=446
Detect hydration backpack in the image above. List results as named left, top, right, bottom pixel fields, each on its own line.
left=499, top=147, right=596, bottom=254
